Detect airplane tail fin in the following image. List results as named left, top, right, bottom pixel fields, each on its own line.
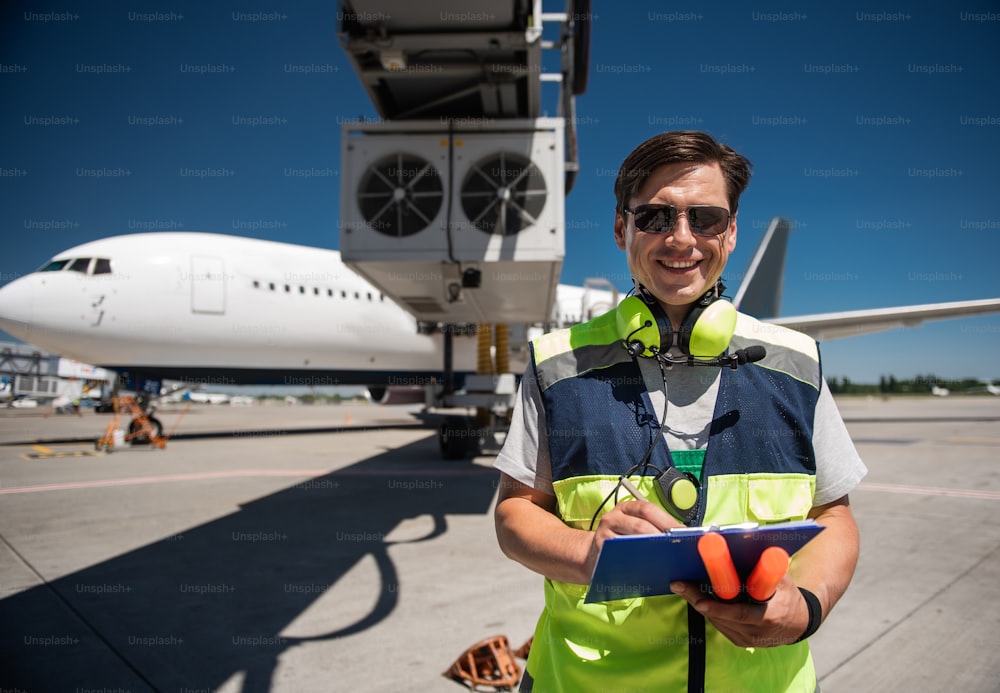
left=732, top=218, right=792, bottom=319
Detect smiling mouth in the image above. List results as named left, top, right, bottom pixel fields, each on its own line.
left=658, top=259, right=699, bottom=270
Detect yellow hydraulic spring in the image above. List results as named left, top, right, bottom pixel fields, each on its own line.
left=494, top=324, right=509, bottom=375
left=477, top=323, right=493, bottom=374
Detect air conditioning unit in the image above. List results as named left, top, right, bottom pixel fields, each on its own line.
left=339, top=118, right=564, bottom=324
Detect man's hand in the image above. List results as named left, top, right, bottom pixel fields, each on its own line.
left=668, top=495, right=860, bottom=648
left=586, top=499, right=681, bottom=578
left=669, top=575, right=810, bottom=648
left=495, top=474, right=682, bottom=585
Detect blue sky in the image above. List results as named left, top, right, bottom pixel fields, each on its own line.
left=2, top=1, right=999, bottom=384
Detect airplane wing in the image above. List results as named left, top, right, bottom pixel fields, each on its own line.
left=767, top=298, right=1000, bottom=341
left=732, top=217, right=1000, bottom=340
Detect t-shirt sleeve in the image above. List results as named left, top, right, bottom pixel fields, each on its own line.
left=811, top=378, right=868, bottom=506
left=493, top=365, right=554, bottom=496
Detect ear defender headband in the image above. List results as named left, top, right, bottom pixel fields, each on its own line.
left=616, top=282, right=737, bottom=361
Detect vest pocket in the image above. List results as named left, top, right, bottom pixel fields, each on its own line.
left=746, top=476, right=814, bottom=524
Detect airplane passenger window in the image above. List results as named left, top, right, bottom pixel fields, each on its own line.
left=284, top=285, right=291, bottom=292
left=38, top=260, right=69, bottom=272
left=314, top=287, right=319, bottom=296
left=269, top=282, right=275, bottom=291
left=327, top=289, right=333, bottom=297
left=68, top=258, right=92, bottom=273
left=93, top=258, right=112, bottom=274
left=253, top=280, right=260, bottom=289
left=341, top=290, right=347, bottom=299
left=299, top=286, right=305, bottom=294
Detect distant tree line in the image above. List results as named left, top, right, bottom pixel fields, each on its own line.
left=826, top=375, right=988, bottom=395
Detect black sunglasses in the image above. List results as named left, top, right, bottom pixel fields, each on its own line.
left=624, top=204, right=732, bottom=237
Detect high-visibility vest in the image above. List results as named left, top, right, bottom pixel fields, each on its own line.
left=522, top=308, right=821, bottom=693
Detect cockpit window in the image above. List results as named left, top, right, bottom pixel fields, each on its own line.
left=93, top=258, right=112, bottom=275
left=39, top=259, right=69, bottom=272
left=67, top=258, right=92, bottom=273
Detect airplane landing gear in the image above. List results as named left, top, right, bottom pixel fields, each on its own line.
left=439, top=416, right=485, bottom=460
left=431, top=325, right=517, bottom=460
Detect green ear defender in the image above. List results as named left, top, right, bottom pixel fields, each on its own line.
left=616, top=286, right=737, bottom=361
left=687, top=299, right=737, bottom=360
left=616, top=295, right=661, bottom=358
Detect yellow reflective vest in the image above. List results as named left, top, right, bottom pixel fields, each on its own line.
left=521, top=308, right=821, bottom=693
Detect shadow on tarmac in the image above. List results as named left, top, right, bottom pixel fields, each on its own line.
left=0, top=433, right=498, bottom=691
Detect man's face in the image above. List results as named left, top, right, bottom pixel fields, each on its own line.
left=614, top=161, right=738, bottom=326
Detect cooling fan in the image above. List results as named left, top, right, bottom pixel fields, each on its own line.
left=460, top=152, right=547, bottom=236
left=356, top=153, right=444, bottom=238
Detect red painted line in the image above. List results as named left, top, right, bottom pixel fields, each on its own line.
left=0, top=467, right=499, bottom=495
left=857, top=481, right=1000, bottom=500
left=0, top=469, right=329, bottom=495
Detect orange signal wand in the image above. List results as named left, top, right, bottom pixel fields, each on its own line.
left=697, top=532, right=741, bottom=601
left=746, top=546, right=791, bottom=602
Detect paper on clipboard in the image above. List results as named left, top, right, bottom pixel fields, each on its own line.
left=584, top=520, right=824, bottom=603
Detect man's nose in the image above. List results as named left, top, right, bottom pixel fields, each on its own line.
left=663, top=215, right=696, bottom=245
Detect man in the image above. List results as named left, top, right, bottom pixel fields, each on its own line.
left=494, top=131, right=866, bottom=692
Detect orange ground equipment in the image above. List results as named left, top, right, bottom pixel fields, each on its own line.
left=96, top=396, right=189, bottom=451
left=443, top=635, right=522, bottom=691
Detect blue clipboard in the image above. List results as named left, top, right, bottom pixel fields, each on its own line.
left=585, top=520, right=824, bottom=603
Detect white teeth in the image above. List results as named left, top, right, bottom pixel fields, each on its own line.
left=661, top=260, right=697, bottom=269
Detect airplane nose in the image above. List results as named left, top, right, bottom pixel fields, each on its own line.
left=0, top=276, right=34, bottom=338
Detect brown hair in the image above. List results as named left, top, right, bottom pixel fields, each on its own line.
left=613, top=131, right=752, bottom=215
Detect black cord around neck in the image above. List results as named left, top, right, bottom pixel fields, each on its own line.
left=587, top=355, right=670, bottom=531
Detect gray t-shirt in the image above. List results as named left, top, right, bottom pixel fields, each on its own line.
left=495, top=356, right=866, bottom=507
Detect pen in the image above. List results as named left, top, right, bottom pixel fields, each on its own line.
left=619, top=476, right=649, bottom=502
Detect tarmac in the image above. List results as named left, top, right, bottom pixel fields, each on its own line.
left=0, top=396, right=998, bottom=692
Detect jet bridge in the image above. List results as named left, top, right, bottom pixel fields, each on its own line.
left=336, top=0, right=590, bottom=457
left=337, top=0, right=588, bottom=122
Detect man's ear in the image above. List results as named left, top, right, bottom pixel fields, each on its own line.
left=614, top=212, right=627, bottom=250
left=725, top=212, right=738, bottom=253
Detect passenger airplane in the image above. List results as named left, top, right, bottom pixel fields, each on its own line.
left=0, top=232, right=489, bottom=401
left=0, top=224, right=999, bottom=403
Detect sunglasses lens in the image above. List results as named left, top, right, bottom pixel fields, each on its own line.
left=688, top=207, right=729, bottom=236
left=634, top=206, right=677, bottom=233
left=631, top=205, right=730, bottom=235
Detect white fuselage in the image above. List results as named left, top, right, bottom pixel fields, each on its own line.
left=0, top=232, right=494, bottom=386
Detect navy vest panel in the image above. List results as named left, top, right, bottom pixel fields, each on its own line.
left=542, top=360, right=666, bottom=482
left=704, top=364, right=819, bottom=477
left=540, top=359, right=819, bottom=485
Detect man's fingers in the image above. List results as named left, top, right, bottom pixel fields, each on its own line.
left=615, top=498, right=682, bottom=531
left=672, top=577, right=806, bottom=648
left=598, top=502, right=661, bottom=537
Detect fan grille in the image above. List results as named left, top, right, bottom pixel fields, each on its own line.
left=356, top=153, right=443, bottom=237
left=460, top=152, right=547, bottom=236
